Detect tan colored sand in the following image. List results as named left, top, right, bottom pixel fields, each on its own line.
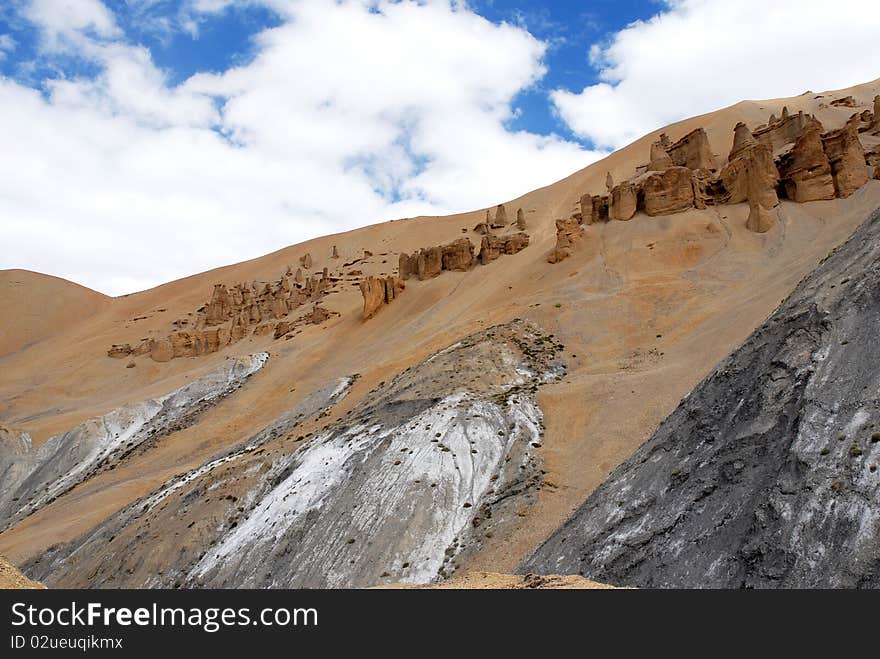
left=0, top=555, right=44, bottom=589
left=378, top=572, right=614, bottom=589
left=0, top=78, right=878, bottom=579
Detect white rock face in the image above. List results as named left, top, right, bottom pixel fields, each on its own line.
left=29, top=320, right=565, bottom=589
left=192, top=391, right=545, bottom=587
left=0, top=353, right=269, bottom=530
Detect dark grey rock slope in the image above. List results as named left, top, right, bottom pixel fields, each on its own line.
left=522, top=207, right=880, bottom=588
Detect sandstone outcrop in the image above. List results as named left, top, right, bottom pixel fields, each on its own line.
left=479, top=233, right=529, bottom=265
left=830, top=95, right=856, bottom=108
left=552, top=107, right=872, bottom=265
left=400, top=231, right=528, bottom=281
left=642, top=167, right=695, bottom=216
left=547, top=218, right=583, bottom=264
left=441, top=238, right=476, bottom=271
left=589, top=195, right=609, bottom=224
left=777, top=124, right=836, bottom=202
left=516, top=208, right=526, bottom=230
left=754, top=109, right=820, bottom=152
left=299, top=253, right=312, bottom=269
left=729, top=122, right=757, bottom=161
left=719, top=142, right=779, bottom=208
left=359, top=276, right=404, bottom=320
left=416, top=246, right=443, bottom=280
left=610, top=181, right=637, bottom=221
left=399, top=238, right=476, bottom=281
left=332, top=245, right=339, bottom=259
left=648, top=140, right=674, bottom=171
left=666, top=127, right=715, bottom=170
left=113, top=264, right=337, bottom=363
left=746, top=196, right=775, bottom=233
left=821, top=115, right=869, bottom=197
left=493, top=204, right=508, bottom=228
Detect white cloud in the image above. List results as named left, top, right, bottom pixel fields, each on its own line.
left=24, top=0, right=121, bottom=50
left=0, top=34, right=15, bottom=59
left=553, top=0, right=880, bottom=150
left=1, top=0, right=600, bottom=295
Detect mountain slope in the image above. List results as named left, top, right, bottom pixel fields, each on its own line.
left=522, top=206, right=880, bottom=588
left=1, top=78, right=879, bottom=585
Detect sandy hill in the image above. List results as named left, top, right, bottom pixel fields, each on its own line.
left=1, top=77, right=879, bottom=587
left=0, top=270, right=109, bottom=358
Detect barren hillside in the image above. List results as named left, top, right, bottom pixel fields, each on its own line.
left=2, top=78, right=879, bottom=587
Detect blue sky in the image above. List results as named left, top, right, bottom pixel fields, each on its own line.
left=1, top=0, right=878, bottom=294
left=0, top=0, right=659, bottom=146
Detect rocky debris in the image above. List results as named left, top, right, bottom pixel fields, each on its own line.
left=359, top=276, right=405, bottom=320
left=666, top=127, right=716, bottom=170
left=821, top=115, right=869, bottom=197
left=522, top=207, right=880, bottom=588
left=516, top=208, right=526, bottom=230
left=777, top=124, right=836, bottom=201
left=32, top=321, right=564, bottom=589
left=252, top=323, right=272, bottom=336
left=642, top=166, right=695, bottom=216
left=830, top=95, right=857, bottom=108
left=547, top=218, right=583, bottom=264
left=299, top=253, right=312, bottom=269
left=479, top=233, right=530, bottom=265
left=108, top=341, right=150, bottom=358
left=107, top=344, right=132, bottom=358
left=473, top=221, right=491, bottom=235
left=0, top=354, right=269, bottom=532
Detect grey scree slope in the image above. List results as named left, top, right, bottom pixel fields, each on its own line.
left=29, top=319, right=564, bottom=588
left=0, top=353, right=269, bottom=532
left=522, top=207, right=880, bottom=588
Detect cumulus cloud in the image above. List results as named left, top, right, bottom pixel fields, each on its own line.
left=1, top=0, right=599, bottom=295
left=552, top=0, right=880, bottom=150
left=24, top=0, right=121, bottom=49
